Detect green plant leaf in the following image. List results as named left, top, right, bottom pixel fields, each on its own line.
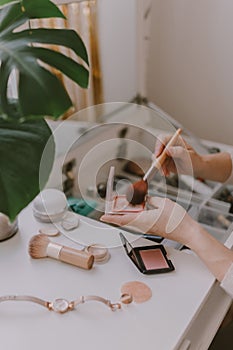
left=0, top=0, right=19, bottom=7
left=22, top=0, right=65, bottom=19
left=18, top=60, right=72, bottom=117
left=0, top=118, right=55, bottom=221
left=0, top=60, right=11, bottom=115
left=0, top=0, right=65, bottom=18
left=0, top=0, right=89, bottom=221
left=0, top=2, right=89, bottom=119
left=25, top=46, right=89, bottom=88
left=0, top=2, right=27, bottom=33
left=12, top=28, right=89, bottom=65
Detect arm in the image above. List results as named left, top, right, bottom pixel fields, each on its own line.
left=101, top=197, right=233, bottom=283
left=195, top=152, right=232, bottom=183
left=186, top=222, right=233, bottom=282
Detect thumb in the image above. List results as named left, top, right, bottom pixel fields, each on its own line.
left=100, top=213, right=137, bottom=226
left=154, top=142, right=164, bottom=158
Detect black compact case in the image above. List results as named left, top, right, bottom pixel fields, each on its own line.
left=120, top=232, right=175, bottom=275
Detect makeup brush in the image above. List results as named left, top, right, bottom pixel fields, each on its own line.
left=28, top=234, right=94, bottom=270
left=126, top=128, right=182, bottom=205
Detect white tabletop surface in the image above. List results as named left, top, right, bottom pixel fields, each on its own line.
left=0, top=202, right=221, bottom=350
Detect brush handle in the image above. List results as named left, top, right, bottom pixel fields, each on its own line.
left=59, top=247, right=94, bottom=270
left=143, top=128, right=182, bottom=181
left=47, top=243, right=94, bottom=270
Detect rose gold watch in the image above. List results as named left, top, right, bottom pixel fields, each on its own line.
left=0, top=294, right=133, bottom=314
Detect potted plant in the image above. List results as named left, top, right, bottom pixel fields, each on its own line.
left=0, top=0, right=89, bottom=236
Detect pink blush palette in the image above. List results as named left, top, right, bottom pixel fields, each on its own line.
left=120, top=232, right=175, bottom=275
left=111, top=195, right=145, bottom=214
left=105, top=166, right=145, bottom=215
left=139, top=249, right=169, bottom=270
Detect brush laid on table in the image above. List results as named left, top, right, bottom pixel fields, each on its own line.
left=126, top=128, right=182, bottom=205
left=28, top=234, right=94, bottom=270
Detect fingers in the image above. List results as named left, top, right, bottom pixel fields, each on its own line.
left=100, top=211, right=158, bottom=235
left=155, top=133, right=187, bottom=157
left=161, top=161, right=171, bottom=176
left=100, top=213, right=138, bottom=227
left=167, top=145, right=186, bottom=159
left=154, top=135, right=186, bottom=177
left=154, top=135, right=170, bottom=157
left=100, top=197, right=186, bottom=236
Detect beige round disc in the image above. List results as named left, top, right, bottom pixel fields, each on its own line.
left=121, top=281, right=152, bottom=303
left=85, top=244, right=110, bottom=263
left=39, top=227, right=60, bottom=237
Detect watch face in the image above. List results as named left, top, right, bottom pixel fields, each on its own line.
left=52, top=298, right=70, bottom=313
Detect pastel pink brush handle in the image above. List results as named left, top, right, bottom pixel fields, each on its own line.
left=47, top=242, right=94, bottom=270
left=143, top=128, right=182, bottom=181
left=59, top=247, right=94, bottom=270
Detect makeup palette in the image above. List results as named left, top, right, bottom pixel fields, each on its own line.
left=120, top=232, right=175, bottom=275
left=105, top=166, right=145, bottom=215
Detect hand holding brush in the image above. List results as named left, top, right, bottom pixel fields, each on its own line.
left=28, top=234, right=94, bottom=270
left=126, top=128, right=182, bottom=205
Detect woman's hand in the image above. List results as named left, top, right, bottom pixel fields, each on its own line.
left=155, top=132, right=232, bottom=182
left=101, top=196, right=198, bottom=247
left=101, top=196, right=233, bottom=282
left=154, top=133, right=202, bottom=177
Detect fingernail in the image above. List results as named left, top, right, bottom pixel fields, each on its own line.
left=100, top=216, right=109, bottom=222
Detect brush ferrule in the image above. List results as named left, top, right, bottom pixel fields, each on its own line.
left=143, top=163, right=159, bottom=182
left=47, top=243, right=62, bottom=259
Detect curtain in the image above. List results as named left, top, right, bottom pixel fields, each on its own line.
left=31, top=0, right=103, bottom=119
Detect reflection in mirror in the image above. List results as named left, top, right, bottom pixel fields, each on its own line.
left=49, top=103, right=197, bottom=226
left=45, top=102, right=233, bottom=248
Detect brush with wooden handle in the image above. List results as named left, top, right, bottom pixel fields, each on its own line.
left=126, top=128, right=182, bottom=205
left=28, top=234, right=94, bottom=270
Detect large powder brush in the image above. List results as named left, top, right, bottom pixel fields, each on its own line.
left=126, top=128, right=182, bottom=205
left=28, top=234, right=94, bottom=270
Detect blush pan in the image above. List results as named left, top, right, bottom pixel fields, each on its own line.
left=134, top=245, right=175, bottom=274
left=120, top=232, right=175, bottom=275
left=139, top=249, right=169, bottom=270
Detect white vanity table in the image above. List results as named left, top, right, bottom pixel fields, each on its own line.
left=0, top=204, right=232, bottom=350
left=1, top=102, right=233, bottom=350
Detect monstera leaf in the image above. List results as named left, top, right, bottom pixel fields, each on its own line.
left=0, top=118, right=55, bottom=221
left=0, top=0, right=89, bottom=220
left=0, top=0, right=89, bottom=119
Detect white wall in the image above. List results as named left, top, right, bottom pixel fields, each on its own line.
left=55, top=0, right=138, bottom=103
left=97, top=0, right=138, bottom=102
left=147, top=0, right=233, bottom=145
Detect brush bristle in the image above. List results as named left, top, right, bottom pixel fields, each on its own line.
left=126, top=179, right=148, bottom=205
left=28, top=234, right=50, bottom=259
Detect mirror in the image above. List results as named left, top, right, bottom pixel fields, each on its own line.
left=45, top=102, right=230, bottom=248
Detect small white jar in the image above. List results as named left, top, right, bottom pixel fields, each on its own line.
left=33, top=188, right=68, bottom=223
left=0, top=213, right=18, bottom=241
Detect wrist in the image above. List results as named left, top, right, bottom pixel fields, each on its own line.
left=183, top=221, right=207, bottom=250
left=192, top=153, right=208, bottom=179
left=168, top=214, right=201, bottom=247
left=175, top=218, right=207, bottom=249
